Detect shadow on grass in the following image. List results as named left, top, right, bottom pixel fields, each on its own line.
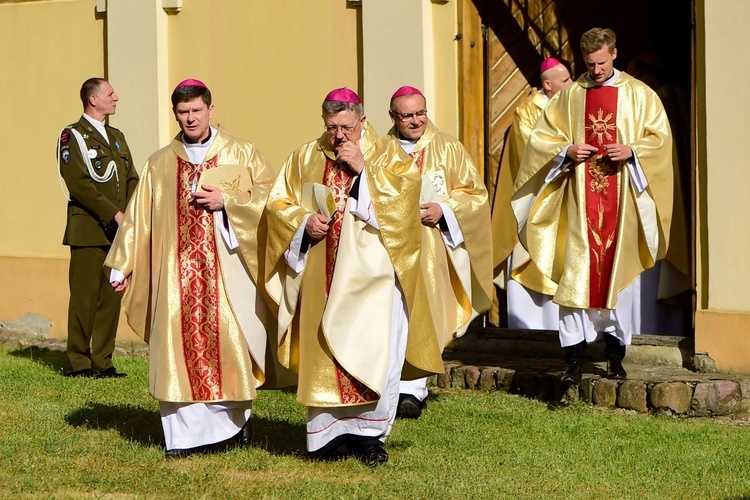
left=250, top=414, right=307, bottom=458
left=8, top=346, right=68, bottom=375
left=66, top=402, right=164, bottom=448
left=65, top=402, right=309, bottom=457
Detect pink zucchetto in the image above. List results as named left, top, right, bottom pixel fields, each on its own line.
left=391, top=85, right=423, bottom=100
left=324, top=87, right=361, bottom=104
left=540, top=57, right=563, bottom=75
left=175, top=78, right=208, bottom=90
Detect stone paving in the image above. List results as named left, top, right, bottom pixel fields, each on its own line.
left=432, top=328, right=750, bottom=420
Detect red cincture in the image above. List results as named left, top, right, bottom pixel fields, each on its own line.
left=176, top=156, right=223, bottom=401
left=322, top=158, right=379, bottom=404
left=583, top=85, right=620, bottom=308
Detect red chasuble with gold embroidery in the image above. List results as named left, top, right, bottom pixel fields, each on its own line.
left=584, top=86, right=619, bottom=308
left=104, top=127, right=279, bottom=403
left=323, top=158, right=379, bottom=404
left=177, top=156, right=224, bottom=400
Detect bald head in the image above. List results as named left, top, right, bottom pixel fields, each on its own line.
left=541, top=62, right=572, bottom=99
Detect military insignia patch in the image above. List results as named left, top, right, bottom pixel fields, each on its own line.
left=115, top=140, right=120, bottom=150
left=61, top=147, right=70, bottom=164
left=60, top=129, right=70, bottom=146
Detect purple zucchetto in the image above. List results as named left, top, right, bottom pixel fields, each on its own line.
left=324, top=87, right=361, bottom=104
left=174, top=78, right=208, bottom=90
left=391, top=85, right=423, bottom=100
left=540, top=57, right=563, bottom=74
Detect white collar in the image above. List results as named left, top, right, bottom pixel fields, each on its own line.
left=181, top=126, right=217, bottom=164
left=396, top=131, right=418, bottom=155
left=585, top=68, right=620, bottom=87
left=82, top=113, right=109, bottom=143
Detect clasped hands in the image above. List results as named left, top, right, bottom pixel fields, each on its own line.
left=567, top=143, right=633, bottom=163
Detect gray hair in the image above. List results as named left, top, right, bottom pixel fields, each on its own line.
left=321, top=100, right=363, bottom=118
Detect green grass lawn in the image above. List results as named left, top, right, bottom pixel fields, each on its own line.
left=1, top=344, right=749, bottom=499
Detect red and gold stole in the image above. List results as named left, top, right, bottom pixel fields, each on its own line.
left=177, top=156, right=223, bottom=401
left=584, top=86, right=619, bottom=308
left=323, top=158, right=379, bottom=404
left=411, top=148, right=426, bottom=173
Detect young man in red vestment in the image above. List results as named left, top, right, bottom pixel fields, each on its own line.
left=512, top=28, right=673, bottom=385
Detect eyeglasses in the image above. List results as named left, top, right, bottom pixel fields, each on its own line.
left=325, top=123, right=358, bottom=135
left=391, top=109, right=427, bottom=123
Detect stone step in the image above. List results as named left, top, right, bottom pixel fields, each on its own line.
left=431, top=351, right=750, bottom=417
left=455, top=326, right=700, bottom=369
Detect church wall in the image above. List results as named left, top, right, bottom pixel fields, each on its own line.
left=694, top=0, right=750, bottom=372
left=0, top=0, right=360, bottom=343
left=361, top=0, right=459, bottom=140
left=0, top=0, right=132, bottom=341
left=167, top=0, right=361, bottom=170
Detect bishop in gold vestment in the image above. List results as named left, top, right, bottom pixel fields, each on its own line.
left=385, top=85, right=492, bottom=417
left=491, top=57, right=571, bottom=329
left=265, top=88, right=442, bottom=465
left=105, top=80, right=280, bottom=458
left=512, top=29, right=672, bottom=382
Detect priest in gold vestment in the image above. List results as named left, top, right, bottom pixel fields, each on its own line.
left=512, top=29, right=673, bottom=384
left=491, top=58, right=571, bottom=330
left=105, top=80, right=280, bottom=458
left=265, top=88, right=443, bottom=466
left=385, top=85, right=492, bottom=419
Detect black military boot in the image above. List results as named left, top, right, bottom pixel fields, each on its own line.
left=604, top=334, right=627, bottom=380
left=561, top=341, right=587, bottom=385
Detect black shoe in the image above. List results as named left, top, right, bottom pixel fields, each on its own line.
left=96, top=367, right=127, bottom=378
left=396, top=394, right=423, bottom=419
left=234, top=419, right=253, bottom=447
left=607, top=359, right=627, bottom=380
left=66, top=368, right=97, bottom=378
left=351, top=442, right=389, bottom=467
left=165, top=448, right=195, bottom=460
left=561, top=362, right=583, bottom=385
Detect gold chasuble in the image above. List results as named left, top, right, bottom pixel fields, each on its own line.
left=105, top=128, right=279, bottom=402
left=491, top=90, right=557, bottom=294
left=512, top=72, right=673, bottom=310
left=386, top=121, right=493, bottom=348
left=265, top=122, right=443, bottom=407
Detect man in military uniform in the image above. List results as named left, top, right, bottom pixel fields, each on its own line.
left=57, top=77, right=139, bottom=378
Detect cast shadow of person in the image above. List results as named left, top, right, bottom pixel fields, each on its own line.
left=248, top=406, right=309, bottom=458
left=65, top=402, right=164, bottom=449
left=8, top=346, right=68, bottom=375
left=65, top=399, right=309, bottom=458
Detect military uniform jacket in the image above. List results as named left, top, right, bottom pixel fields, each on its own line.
left=59, top=116, right=139, bottom=246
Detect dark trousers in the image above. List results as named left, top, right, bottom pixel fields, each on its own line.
left=67, top=246, right=121, bottom=372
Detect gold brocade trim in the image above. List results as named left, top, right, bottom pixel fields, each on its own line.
left=335, top=359, right=379, bottom=404
left=322, top=158, right=377, bottom=404
left=177, top=156, right=223, bottom=401
left=588, top=154, right=613, bottom=194
left=586, top=199, right=616, bottom=293
left=323, top=158, right=354, bottom=294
